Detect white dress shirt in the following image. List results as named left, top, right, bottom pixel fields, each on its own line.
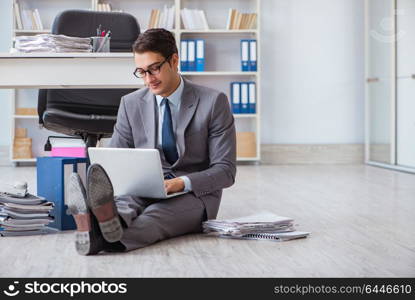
left=155, top=76, right=192, bottom=192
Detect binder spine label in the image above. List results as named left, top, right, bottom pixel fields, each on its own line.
left=241, top=40, right=249, bottom=72
left=240, top=83, right=249, bottom=113
left=248, top=82, right=256, bottom=114
left=180, top=40, right=188, bottom=72
left=188, top=40, right=196, bottom=71
left=249, top=39, right=257, bottom=71
left=196, top=39, right=205, bottom=72
left=231, top=82, right=241, bottom=114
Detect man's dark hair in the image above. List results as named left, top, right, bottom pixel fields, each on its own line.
left=132, top=28, right=178, bottom=59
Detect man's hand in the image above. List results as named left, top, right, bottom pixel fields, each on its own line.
left=164, top=177, right=185, bottom=194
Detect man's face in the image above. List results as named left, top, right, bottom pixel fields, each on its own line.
left=134, top=51, right=179, bottom=97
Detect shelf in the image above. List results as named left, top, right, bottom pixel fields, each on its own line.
left=14, top=29, right=51, bottom=34
left=234, top=114, right=257, bottom=118
left=237, top=157, right=260, bottom=162
left=180, top=29, right=258, bottom=34
left=14, top=115, right=38, bottom=119
left=13, top=30, right=257, bottom=37
left=11, top=158, right=36, bottom=162
left=181, top=71, right=257, bottom=76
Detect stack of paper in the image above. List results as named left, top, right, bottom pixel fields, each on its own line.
left=203, top=212, right=310, bottom=242
left=14, top=34, right=92, bottom=53
left=0, top=192, right=55, bottom=237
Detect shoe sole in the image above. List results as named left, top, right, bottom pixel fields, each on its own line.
left=67, top=173, right=101, bottom=255
left=86, top=164, right=123, bottom=243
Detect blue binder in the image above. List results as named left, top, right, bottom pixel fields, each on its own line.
left=241, top=40, right=250, bottom=71
left=248, top=82, right=256, bottom=114
left=180, top=40, right=188, bottom=71
left=240, top=82, right=249, bottom=113
left=231, top=82, right=241, bottom=114
left=187, top=40, right=196, bottom=71
left=37, top=157, right=88, bottom=231
left=196, top=39, right=205, bottom=72
left=249, top=39, right=257, bottom=71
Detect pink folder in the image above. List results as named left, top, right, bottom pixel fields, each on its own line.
left=51, top=147, right=86, bottom=158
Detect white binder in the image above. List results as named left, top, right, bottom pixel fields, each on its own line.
left=180, top=40, right=188, bottom=71
left=241, top=40, right=249, bottom=71
left=187, top=40, right=196, bottom=71
left=196, top=39, right=205, bottom=71
left=240, top=83, right=249, bottom=113
left=231, top=82, right=241, bottom=113
left=249, top=39, right=257, bottom=71
left=248, top=82, right=256, bottom=113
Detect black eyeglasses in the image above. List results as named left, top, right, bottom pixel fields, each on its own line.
left=133, top=56, right=170, bottom=78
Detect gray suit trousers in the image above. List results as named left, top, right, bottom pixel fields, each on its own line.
left=114, top=193, right=207, bottom=251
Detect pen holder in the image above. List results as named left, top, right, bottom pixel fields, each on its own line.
left=91, top=36, right=111, bottom=52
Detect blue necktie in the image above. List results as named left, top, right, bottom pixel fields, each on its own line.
left=161, top=98, right=178, bottom=165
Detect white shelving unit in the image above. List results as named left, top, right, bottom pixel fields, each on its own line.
left=10, top=0, right=95, bottom=165
left=9, top=0, right=261, bottom=164
left=178, top=0, right=261, bottom=162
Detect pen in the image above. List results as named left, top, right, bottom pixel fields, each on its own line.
left=97, top=30, right=111, bottom=52
left=97, top=24, right=102, bottom=36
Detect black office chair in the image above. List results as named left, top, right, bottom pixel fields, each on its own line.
left=38, top=10, right=140, bottom=148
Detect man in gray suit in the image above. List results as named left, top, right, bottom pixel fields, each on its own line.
left=67, top=29, right=236, bottom=255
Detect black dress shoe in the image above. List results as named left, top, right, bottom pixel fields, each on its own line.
left=86, top=164, right=123, bottom=243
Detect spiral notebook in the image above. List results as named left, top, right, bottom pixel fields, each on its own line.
left=230, top=231, right=310, bottom=241
left=203, top=212, right=310, bottom=242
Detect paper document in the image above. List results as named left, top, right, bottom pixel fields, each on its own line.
left=0, top=182, right=56, bottom=237
left=203, top=212, right=310, bottom=242
left=0, top=193, right=46, bottom=205
left=13, top=34, right=92, bottom=53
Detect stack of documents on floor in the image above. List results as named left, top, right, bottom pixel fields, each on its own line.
left=13, top=34, right=92, bottom=53
left=203, top=212, right=310, bottom=242
left=0, top=192, right=55, bottom=237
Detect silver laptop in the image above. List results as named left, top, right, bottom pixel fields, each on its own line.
left=88, top=148, right=187, bottom=199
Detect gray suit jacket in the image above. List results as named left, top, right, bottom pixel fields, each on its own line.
left=109, top=78, right=236, bottom=219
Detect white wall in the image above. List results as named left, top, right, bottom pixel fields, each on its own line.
left=0, top=0, right=12, bottom=146
left=261, top=0, right=365, bottom=144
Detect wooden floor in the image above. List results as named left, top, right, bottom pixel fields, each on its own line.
left=0, top=164, right=414, bottom=277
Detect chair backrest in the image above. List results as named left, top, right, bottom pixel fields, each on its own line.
left=52, top=9, right=140, bottom=52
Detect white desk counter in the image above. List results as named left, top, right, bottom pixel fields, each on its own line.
left=0, top=52, right=144, bottom=88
